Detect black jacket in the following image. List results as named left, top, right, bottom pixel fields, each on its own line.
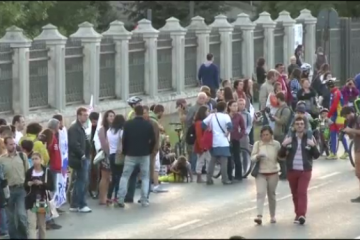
left=24, top=166, right=54, bottom=210
left=122, top=116, right=155, bottom=157
left=278, top=134, right=320, bottom=171
left=68, top=121, right=90, bottom=169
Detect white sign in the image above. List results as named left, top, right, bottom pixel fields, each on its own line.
left=53, top=126, right=68, bottom=208
left=294, top=24, right=303, bottom=49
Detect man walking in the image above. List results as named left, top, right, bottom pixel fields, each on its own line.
left=278, top=117, right=320, bottom=225
left=117, top=105, right=155, bottom=208
left=341, top=106, right=360, bottom=203
left=272, top=92, right=292, bottom=179
left=0, top=137, right=29, bottom=239
left=198, top=53, right=220, bottom=98
left=68, top=107, right=92, bottom=213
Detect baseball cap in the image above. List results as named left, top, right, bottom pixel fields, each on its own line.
left=176, top=99, right=187, bottom=109
left=296, top=105, right=306, bottom=113
left=320, top=108, right=329, bottom=114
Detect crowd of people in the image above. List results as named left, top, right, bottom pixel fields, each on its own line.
left=0, top=44, right=359, bottom=239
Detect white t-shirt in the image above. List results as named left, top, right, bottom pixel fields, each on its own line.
left=107, top=129, right=123, bottom=155
left=203, top=113, right=232, bottom=148
left=14, top=131, right=23, bottom=145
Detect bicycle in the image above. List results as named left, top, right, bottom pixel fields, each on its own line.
left=213, top=144, right=253, bottom=179
left=169, top=122, right=186, bottom=158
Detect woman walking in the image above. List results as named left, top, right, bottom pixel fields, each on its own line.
left=107, top=114, right=126, bottom=203
left=251, top=126, right=281, bottom=225
left=25, top=152, right=54, bottom=239
left=98, top=110, right=115, bottom=205
left=228, top=100, right=246, bottom=181
left=202, top=101, right=233, bottom=185
left=194, top=106, right=211, bottom=183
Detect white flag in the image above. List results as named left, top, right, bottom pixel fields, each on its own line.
left=94, top=113, right=102, bottom=152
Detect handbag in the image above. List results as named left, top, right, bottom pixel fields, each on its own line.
left=250, top=142, right=261, bottom=178
left=93, top=150, right=105, bottom=165
left=44, top=168, right=59, bottom=218
left=201, top=115, right=213, bottom=151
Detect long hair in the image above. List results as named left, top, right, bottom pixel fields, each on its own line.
left=242, top=78, right=252, bottom=97
left=39, top=129, right=53, bottom=146
left=194, top=106, right=208, bottom=122
left=223, top=87, right=234, bottom=103
left=102, top=110, right=115, bottom=131
left=173, top=156, right=189, bottom=183
left=110, top=114, right=125, bottom=134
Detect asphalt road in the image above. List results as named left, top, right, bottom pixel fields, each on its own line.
left=48, top=155, right=360, bottom=239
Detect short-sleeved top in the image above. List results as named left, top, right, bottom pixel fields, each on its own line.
left=203, top=113, right=232, bottom=148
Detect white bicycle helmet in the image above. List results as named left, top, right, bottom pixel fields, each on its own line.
left=301, top=63, right=311, bottom=72
left=126, top=96, right=142, bottom=106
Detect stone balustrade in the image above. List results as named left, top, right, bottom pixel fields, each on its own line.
left=0, top=9, right=316, bottom=123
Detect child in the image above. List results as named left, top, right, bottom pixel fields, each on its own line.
left=20, top=140, right=34, bottom=168
left=285, top=103, right=314, bottom=149
left=319, top=108, right=331, bottom=156
left=159, top=156, right=193, bottom=183
left=159, top=135, right=175, bottom=176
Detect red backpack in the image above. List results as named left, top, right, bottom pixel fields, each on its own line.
left=201, top=115, right=213, bottom=151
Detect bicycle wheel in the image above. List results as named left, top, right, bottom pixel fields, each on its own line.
left=349, top=141, right=355, bottom=168
left=240, top=147, right=253, bottom=178
left=174, top=142, right=182, bottom=159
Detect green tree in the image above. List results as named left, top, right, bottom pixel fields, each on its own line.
left=257, top=1, right=360, bottom=19
left=124, top=1, right=228, bottom=29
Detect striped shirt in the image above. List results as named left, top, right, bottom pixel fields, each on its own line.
left=293, top=138, right=304, bottom=170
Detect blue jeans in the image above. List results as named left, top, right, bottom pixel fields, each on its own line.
left=71, top=159, right=90, bottom=209
left=118, top=156, right=150, bottom=203
left=5, top=187, right=27, bottom=239
left=0, top=208, right=8, bottom=234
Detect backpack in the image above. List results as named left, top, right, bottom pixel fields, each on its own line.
left=280, top=106, right=293, bottom=134
left=185, top=124, right=196, bottom=145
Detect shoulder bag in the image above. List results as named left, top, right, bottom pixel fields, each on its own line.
left=201, top=114, right=213, bottom=151
left=215, top=113, right=230, bottom=143
left=44, top=169, right=59, bottom=218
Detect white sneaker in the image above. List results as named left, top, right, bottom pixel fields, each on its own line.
left=152, top=185, right=168, bottom=193
left=79, top=206, right=92, bottom=213
left=69, top=207, right=79, bottom=212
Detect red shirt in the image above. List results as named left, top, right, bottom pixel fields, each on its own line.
left=48, top=135, right=62, bottom=172
left=194, top=121, right=204, bottom=154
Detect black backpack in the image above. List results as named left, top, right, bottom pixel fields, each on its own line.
left=185, top=124, right=196, bottom=145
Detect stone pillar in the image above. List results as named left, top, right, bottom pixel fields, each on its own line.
left=276, top=11, right=296, bottom=67
left=255, top=12, right=276, bottom=69
left=133, top=19, right=159, bottom=97
left=34, top=24, right=67, bottom=111
left=159, top=17, right=187, bottom=93
left=103, top=20, right=132, bottom=101
left=232, top=13, right=256, bottom=78
left=187, top=16, right=211, bottom=73
left=296, top=9, right=317, bottom=64
left=70, top=22, right=102, bottom=105
left=0, top=26, right=32, bottom=115
left=210, top=15, right=233, bottom=80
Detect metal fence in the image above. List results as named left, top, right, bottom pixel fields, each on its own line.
left=99, top=38, right=116, bottom=100
left=274, top=23, right=284, bottom=65
left=65, top=39, right=84, bottom=105
left=0, top=44, right=13, bottom=113
left=184, top=32, right=198, bottom=87
left=253, top=25, right=264, bottom=68
left=232, top=29, right=243, bottom=79
left=209, top=30, right=221, bottom=72
left=157, top=34, right=173, bottom=91
left=316, top=18, right=360, bottom=82
left=128, top=36, right=145, bottom=95
left=29, top=42, right=49, bottom=109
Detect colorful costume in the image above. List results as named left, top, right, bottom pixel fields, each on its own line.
left=327, top=87, right=348, bottom=157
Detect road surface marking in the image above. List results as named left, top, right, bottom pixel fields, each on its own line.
left=318, top=172, right=340, bottom=180
left=168, top=219, right=201, bottom=230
